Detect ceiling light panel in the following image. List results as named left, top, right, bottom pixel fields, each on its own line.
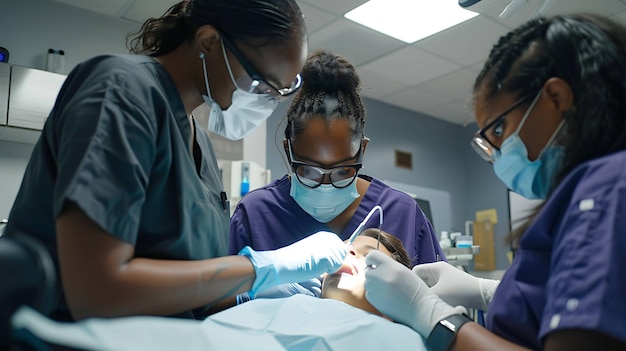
left=345, top=0, right=479, bottom=43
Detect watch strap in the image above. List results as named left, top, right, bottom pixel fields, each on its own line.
left=426, top=313, right=472, bottom=351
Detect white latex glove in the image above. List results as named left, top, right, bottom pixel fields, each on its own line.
left=239, top=231, right=346, bottom=298
left=364, top=251, right=466, bottom=337
left=412, top=261, right=500, bottom=312
left=236, top=278, right=322, bottom=304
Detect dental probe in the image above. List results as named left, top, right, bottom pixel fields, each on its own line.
left=347, top=205, right=383, bottom=249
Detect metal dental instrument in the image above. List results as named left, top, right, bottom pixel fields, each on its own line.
left=347, top=205, right=383, bottom=250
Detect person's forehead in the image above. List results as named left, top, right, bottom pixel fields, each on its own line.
left=474, top=91, right=518, bottom=128
left=240, top=35, right=307, bottom=88
left=352, top=235, right=392, bottom=257
left=292, top=117, right=355, bottom=163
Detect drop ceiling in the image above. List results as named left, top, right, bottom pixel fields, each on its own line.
left=49, top=0, right=626, bottom=125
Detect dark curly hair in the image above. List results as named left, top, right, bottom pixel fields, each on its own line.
left=127, top=0, right=305, bottom=56
left=474, top=13, right=626, bottom=246
left=284, top=50, right=366, bottom=152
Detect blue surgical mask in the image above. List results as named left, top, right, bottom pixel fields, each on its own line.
left=289, top=174, right=360, bottom=223
left=493, top=90, right=566, bottom=200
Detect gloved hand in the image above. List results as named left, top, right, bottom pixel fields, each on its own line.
left=412, top=261, right=500, bottom=312
left=239, top=231, right=346, bottom=298
left=236, top=278, right=322, bottom=304
left=364, top=251, right=466, bottom=337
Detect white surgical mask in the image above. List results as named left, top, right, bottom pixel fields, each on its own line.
left=199, top=40, right=278, bottom=140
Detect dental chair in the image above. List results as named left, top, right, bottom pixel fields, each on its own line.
left=0, top=227, right=58, bottom=350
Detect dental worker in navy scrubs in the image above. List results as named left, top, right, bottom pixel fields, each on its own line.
left=228, top=50, right=444, bottom=303
left=364, top=13, right=626, bottom=351
left=3, top=0, right=348, bottom=322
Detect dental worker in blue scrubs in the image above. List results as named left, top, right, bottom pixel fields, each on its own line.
left=363, top=13, right=626, bottom=351
left=3, top=0, right=348, bottom=322
left=227, top=50, right=444, bottom=304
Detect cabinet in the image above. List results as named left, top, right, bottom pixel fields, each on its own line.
left=0, top=64, right=66, bottom=143
left=8, top=65, right=66, bottom=130
left=0, top=63, right=8, bottom=126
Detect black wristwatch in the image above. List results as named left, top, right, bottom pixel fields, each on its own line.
left=426, top=313, right=472, bottom=351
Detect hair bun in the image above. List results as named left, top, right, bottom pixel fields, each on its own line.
left=300, top=50, right=361, bottom=93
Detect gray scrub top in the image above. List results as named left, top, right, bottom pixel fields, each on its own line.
left=5, top=54, right=230, bottom=320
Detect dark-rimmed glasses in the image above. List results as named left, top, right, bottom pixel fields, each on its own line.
left=471, top=95, right=530, bottom=162
left=288, top=139, right=363, bottom=189
left=221, top=34, right=302, bottom=102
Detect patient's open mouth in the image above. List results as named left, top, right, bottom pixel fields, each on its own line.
left=334, top=263, right=357, bottom=275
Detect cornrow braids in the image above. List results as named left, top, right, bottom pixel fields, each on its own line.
left=285, top=50, right=366, bottom=152
left=475, top=14, right=626, bottom=247
left=474, top=17, right=550, bottom=99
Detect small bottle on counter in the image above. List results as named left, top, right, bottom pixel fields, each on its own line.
left=439, top=231, right=451, bottom=250
left=46, top=48, right=65, bottom=74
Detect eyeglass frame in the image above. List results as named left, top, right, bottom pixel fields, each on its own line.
left=471, top=95, right=531, bottom=162
left=220, top=33, right=302, bottom=101
left=287, top=138, right=364, bottom=189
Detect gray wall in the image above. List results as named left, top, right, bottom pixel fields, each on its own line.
left=0, top=0, right=512, bottom=269
left=0, top=0, right=140, bottom=74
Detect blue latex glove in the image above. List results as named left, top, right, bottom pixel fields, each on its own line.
left=239, top=231, right=347, bottom=298
left=364, top=251, right=466, bottom=337
left=236, top=278, right=322, bottom=304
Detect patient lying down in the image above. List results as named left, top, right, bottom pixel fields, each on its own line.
left=322, top=228, right=411, bottom=316
left=11, top=229, right=425, bottom=351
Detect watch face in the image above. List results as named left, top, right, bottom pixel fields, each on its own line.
left=426, top=314, right=472, bottom=351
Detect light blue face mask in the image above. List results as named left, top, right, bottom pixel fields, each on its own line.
left=289, top=174, right=360, bottom=223
left=493, top=90, right=566, bottom=200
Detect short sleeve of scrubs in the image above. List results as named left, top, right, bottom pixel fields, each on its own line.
left=51, top=56, right=158, bottom=245
left=539, top=156, right=626, bottom=344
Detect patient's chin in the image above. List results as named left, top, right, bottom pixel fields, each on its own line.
left=322, top=273, right=383, bottom=317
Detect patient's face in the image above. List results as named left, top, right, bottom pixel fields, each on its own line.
left=321, top=235, right=392, bottom=316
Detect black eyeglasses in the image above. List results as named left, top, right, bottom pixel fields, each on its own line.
left=288, top=139, right=363, bottom=189
left=471, top=95, right=529, bottom=162
left=220, top=34, right=302, bottom=101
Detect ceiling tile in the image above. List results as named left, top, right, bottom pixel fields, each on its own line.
left=358, top=46, right=460, bottom=86
left=297, top=0, right=367, bottom=16
left=122, top=0, right=178, bottom=24
left=416, top=68, right=478, bottom=102
left=121, top=1, right=343, bottom=27
left=381, top=87, right=453, bottom=113
left=298, top=3, right=338, bottom=34
left=308, top=19, right=405, bottom=66
left=416, top=16, right=510, bottom=67
left=423, top=100, right=475, bottom=126
left=51, top=0, right=131, bottom=17
left=483, top=0, right=626, bottom=29
left=358, top=69, right=406, bottom=99
left=540, top=0, right=626, bottom=16
left=614, top=10, right=626, bottom=24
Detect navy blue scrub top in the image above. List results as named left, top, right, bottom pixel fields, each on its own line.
left=5, top=54, right=230, bottom=320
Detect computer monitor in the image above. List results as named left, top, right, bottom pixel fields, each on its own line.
left=413, top=197, right=434, bottom=226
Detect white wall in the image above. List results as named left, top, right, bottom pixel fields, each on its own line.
left=0, top=0, right=140, bottom=73
left=0, top=141, right=34, bottom=218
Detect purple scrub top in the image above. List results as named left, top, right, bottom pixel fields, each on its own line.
left=230, top=174, right=444, bottom=267
left=488, top=150, right=626, bottom=349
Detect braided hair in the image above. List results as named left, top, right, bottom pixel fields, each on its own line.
left=285, top=50, right=366, bottom=153
left=127, top=0, right=305, bottom=56
left=474, top=14, right=626, bottom=245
